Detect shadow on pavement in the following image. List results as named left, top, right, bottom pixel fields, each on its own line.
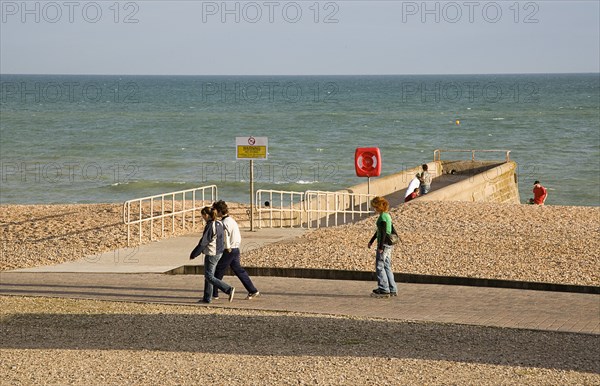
left=2, top=312, right=598, bottom=373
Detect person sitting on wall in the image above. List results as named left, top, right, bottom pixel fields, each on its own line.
left=418, top=164, right=432, bottom=195
left=405, top=173, right=421, bottom=200
left=404, top=188, right=419, bottom=203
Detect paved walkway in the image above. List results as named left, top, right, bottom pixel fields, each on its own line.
left=1, top=272, right=598, bottom=335
left=2, top=227, right=599, bottom=335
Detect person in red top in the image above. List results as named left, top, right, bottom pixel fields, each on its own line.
left=532, top=180, right=548, bottom=205
left=404, top=188, right=419, bottom=203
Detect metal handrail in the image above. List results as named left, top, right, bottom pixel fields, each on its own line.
left=254, top=189, right=376, bottom=229
left=304, top=190, right=375, bottom=228
left=123, top=185, right=218, bottom=246
left=256, top=189, right=305, bottom=228
left=433, top=149, right=511, bottom=162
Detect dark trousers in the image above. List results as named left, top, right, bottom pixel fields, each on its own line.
left=212, top=248, right=258, bottom=297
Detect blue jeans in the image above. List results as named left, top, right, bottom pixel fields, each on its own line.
left=375, top=245, right=397, bottom=293
left=420, top=185, right=430, bottom=195
left=213, top=248, right=258, bottom=297
left=203, top=254, right=232, bottom=303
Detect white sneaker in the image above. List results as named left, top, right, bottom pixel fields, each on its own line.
left=246, top=291, right=260, bottom=300
left=228, top=287, right=235, bottom=302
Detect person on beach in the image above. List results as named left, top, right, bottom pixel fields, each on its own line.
left=211, top=200, right=261, bottom=300
left=404, top=188, right=419, bottom=203
left=367, top=196, right=398, bottom=298
left=418, top=164, right=432, bottom=195
left=405, top=173, right=421, bottom=200
left=532, top=180, right=548, bottom=205
left=189, top=206, right=235, bottom=303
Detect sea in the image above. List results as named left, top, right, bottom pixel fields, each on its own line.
left=1, top=73, right=598, bottom=207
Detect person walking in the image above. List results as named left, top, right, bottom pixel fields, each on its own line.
left=212, top=200, right=260, bottom=300
left=367, top=196, right=398, bottom=298
left=189, top=206, right=235, bottom=304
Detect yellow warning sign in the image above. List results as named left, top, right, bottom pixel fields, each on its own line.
left=236, top=137, right=268, bottom=160
left=237, top=145, right=267, bottom=159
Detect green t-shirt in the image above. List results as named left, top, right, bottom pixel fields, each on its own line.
left=376, top=212, right=392, bottom=244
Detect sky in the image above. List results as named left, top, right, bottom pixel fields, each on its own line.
left=0, top=0, right=599, bottom=75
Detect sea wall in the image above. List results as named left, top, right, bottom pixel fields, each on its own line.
left=418, top=161, right=520, bottom=204
left=344, top=160, right=520, bottom=204
left=345, top=161, right=442, bottom=197
left=253, top=160, right=520, bottom=228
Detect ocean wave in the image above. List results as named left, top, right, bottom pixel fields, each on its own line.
left=104, top=180, right=195, bottom=193
left=270, top=180, right=319, bottom=185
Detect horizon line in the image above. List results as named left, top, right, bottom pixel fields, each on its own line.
left=0, top=70, right=600, bottom=76
left=1, top=71, right=599, bottom=77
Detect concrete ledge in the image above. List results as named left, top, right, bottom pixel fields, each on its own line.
left=166, top=266, right=600, bottom=295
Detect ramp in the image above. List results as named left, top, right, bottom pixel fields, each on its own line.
left=11, top=228, right=306, bottom=274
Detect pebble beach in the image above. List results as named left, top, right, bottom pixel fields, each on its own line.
left=2, top=201, right=598, bottom=286
left=1, top=296, right=599, bottom=385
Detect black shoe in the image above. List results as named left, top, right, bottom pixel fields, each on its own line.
left=372, top=288, right=390, bottom=295
left=371, top=289, right=390, bottom=297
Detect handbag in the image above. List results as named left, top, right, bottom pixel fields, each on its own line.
left=388, top=224, right=400, bottom=245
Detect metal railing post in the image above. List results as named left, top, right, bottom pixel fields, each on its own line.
left=256, top=190, right=261, bottom=229
left=181, top=192, right=185, bottom=231
left=171, top=194, right=175, bottom=234
left=150, top=198, right=154, bottom=241
left=138, top=201, right=142, bottom=244
left=192, top=191, right=195, bottom=229
left=126, top=202, right=130, bottom=246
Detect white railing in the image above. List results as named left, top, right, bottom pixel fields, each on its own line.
left=256, top=189, right=305, bottom=228
left=304, top=190, right=375, bottom=228
left=255, top=189, right=376, bottom=229
left=434, top=149, right=511, bottom=162
left=123, top=185, right=218, bottom=246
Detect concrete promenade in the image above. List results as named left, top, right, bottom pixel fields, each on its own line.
left=1, top=227, right=599, bottom=335
left=1, top=272, right=599, bottom=335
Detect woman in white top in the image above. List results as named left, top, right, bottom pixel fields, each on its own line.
left=211, top=200, right=260, bottom=300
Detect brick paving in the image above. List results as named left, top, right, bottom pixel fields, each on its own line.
left=1, top=272, right=598, bottom=335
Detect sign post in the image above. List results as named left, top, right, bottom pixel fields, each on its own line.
left=250, top=159, right=254, bottom=230
left=236, top=136, right=268, bottom=231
